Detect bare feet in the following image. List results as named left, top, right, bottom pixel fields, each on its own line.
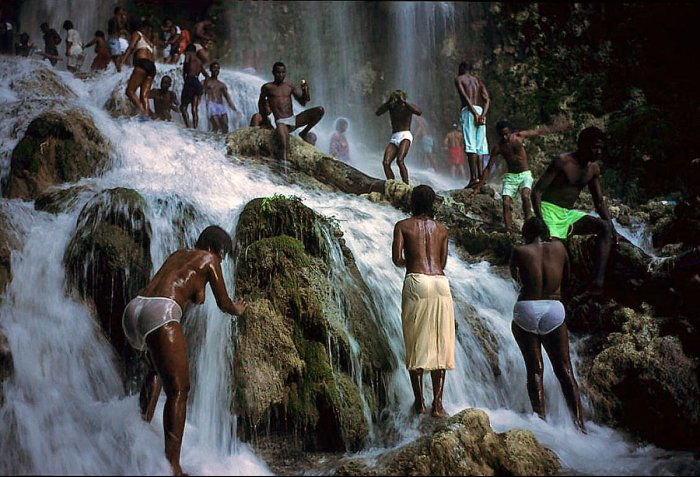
left=431, top=402, right=449, bottom=418
left=413, top=400, right=428, bottom=415
left=584, top=280, right=605, bottom=296
left=576, top=419, right=588, bottom=434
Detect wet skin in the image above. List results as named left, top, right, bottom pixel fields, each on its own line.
left=150, top=78, right=179, bottom=121
left=138, top=247, right=246, bottom=476
left=392, top=214, right=450, bottom=417
left=180, top=51, right=208, bottom=129
left=258, top=64, right=325, bottom=161
left=204, top=63, right=239, bottom=133
left=444, top=129, right=466, bottom=180
left=454, top=71, right=490, bottom=186
left=510, top=237, right=586, bottom=432
left=376, top=97, right=422, bottom=184
left=532, top=138, right=616, bottom=294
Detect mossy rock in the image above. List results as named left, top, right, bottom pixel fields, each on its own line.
left=334, top=408, right=559, bottom=476
left=0, top=202, right=32, bottom=300
left=0, top=331, right=12, bottom=408
left=584, top=306, right=700, bottom=451
left=5, top=110, right=111, bottom=200
left=233, top=196, right=393, bottom=452
left=34, top=184, right=95, bottom=214
left=63, top=188, right=152, bottom=391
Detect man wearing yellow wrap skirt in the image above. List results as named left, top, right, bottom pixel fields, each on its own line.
left=393, top=184, right=455, bottom=418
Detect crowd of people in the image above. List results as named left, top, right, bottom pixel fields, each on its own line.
left=1, top=6, right=625, bottom=475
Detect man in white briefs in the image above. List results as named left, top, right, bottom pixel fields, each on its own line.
left=376, top=90, right=422, bottom=184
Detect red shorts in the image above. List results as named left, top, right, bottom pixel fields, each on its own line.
left=448, top=146, right=464, bottom=165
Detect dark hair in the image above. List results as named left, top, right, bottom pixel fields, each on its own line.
left=577, top=126, right=606, bottom=149
left=40, top=22, right=49, bottom=30
left=141, top=20, right=152, bottom=31
left=522, top=217, right=550, bottom=242
left=95, top=30, right=105, bottom=37
left=210, top=61, right=220, bottom=68
left=63, top=20, right=73, bottom=30
left=114, top=6, right=123, bottom=15
left=185, top=43, right=195, bottom=52
left=195, top=225, right=233, bottom=257
left=411, top=185, right=436, bottom=218
left=272, top=61, right=285, bottom=71
left=496, top=120, right=516, bottom=135
left=458, top=60, right=472, bottom=74
left=336, top=118, right=348, bottom=131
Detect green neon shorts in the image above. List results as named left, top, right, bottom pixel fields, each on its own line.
left=541, top=201, right=587, bottom=239
left=502, top=170, right=534, bottom=198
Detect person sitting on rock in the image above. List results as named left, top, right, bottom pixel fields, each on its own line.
left=376, top=90, right=422, bottom=185
left=471, top=117, right=570, bottom=231
left=509, top=216, right=586, bottom=433
left=532, top=126, right=618, bottom=295
left=122, top=225, right=247, bottom=476
left=257, top=61, right=325, bottom=162
left=330, top=117, right=350, bottom=163
left=392, top=185, right=455, bottom=418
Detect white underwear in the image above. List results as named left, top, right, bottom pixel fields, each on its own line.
left=122, top=296, right=183, bottom=351
left=512, top=300, right=565, bottom=335
left=276, top=115, right=297, bottom=127
left=390, top=130, right=413, bottom=146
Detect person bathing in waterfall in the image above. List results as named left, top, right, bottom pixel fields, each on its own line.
left=454, top=60, right=490, bottom=188
left=118, top=19, right=156, bottom=120
left=471, top=117, right=571, bottom=231
left=122, top=225, right=247, bottom=476
left=509, top=217, right=586, bottom=433
left=180, top=43, right=209, bottom=129
left=204, top=61, right=241, bottom=133
left=392, top=185, right=456, bottom=418
left=257, top=61, right=325, bottom=162
left=532, top=127, right=618, bottom=295
left=376, top=90, right=422, bottom=184
left=150, top=75, right=179, bottom=121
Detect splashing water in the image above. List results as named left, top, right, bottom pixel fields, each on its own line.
left=0, top=56, right=697, bottom=476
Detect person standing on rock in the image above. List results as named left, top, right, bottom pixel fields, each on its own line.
left=119, top=19, right=157, bottom=120
left=509, top=216, right=586, bottom=433
left=39, top=22, right=62, bottom=66
left=180, top=43, right=208, bottom=129
left=204, top=61, right=240, bottom=133
left=257, top=61, right=325, bottom=162
left=532, top=126, right=617, bottom=295
left=392, top=185, right=455, bottom=418
left=62, top=20, right=84, bottom=73
left=376, top=90, right=422, bottom=184
left=454, top=60, right=490, bottom=188
left=122, top=225, right=247, bottom=476
left=107, top=7, right=129, bottom=72
left=471, top=118, right=571, bottom=231
left=444, top=123, right=467, bottom=180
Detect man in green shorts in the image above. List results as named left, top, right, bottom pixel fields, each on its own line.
left=472, top=119, right=568, bottom=230
left=532, top=127, right=617, bottom=295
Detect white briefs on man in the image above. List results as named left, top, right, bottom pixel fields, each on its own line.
left=389, top=130, right=413, bottom=147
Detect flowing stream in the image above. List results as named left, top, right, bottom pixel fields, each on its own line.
left=0, top=48, right=698, bottom=477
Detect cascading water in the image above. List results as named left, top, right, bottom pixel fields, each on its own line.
left=0, top=53, right=698, bottom=477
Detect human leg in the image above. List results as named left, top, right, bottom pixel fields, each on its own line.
left=275, top=124, right=291, bottom=161
left=140, top=352, right=162, bottom=422
left=503, top=195, right=514, bottom=230
left=125, top=68, right=148, bottom=116
left=383, top=143, right=399, bottom=180
left=467, top=153, right=479, bottom=187
left=146, top=322, right=190, bottom=476
left=541, top=323, right=586, bottom=433
left=295, top=106, right=325, bottom=142
left=512, top=321, right=546, bottom=420
left=395, top=139, right=412, bottom=184
left=521, top=187, right=533, bottom=220
left=409, top=368, right=427, bottom=414
left=140, top=75, right=155, bottom=116
left=430, top=369, right=448, bottom=418
left=571, top=215, right=613, bottom=294
left=191, top=95, right=201, bottom=129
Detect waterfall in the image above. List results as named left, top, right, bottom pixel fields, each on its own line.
left=0, top=52, right=697, bottom=477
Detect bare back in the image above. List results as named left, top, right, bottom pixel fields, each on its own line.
left=455, top=73, right=483, bottom=109
left=140, top=249, right=229, bottom=312
left=393, top=216, right=448, bottom=275
left=445, top=130, right=463, bottom=148
left=184, top=51, right=204, bottom=78
left=510, top=240, right=568, bottom=300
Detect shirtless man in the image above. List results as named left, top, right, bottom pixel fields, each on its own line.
left=474, top=118, right=570, bottom=230
left=444, top=124, right=466, bottom=180
left=415, top=115, right=438, bottom=171
left=392, top=185, right=455, bottom=418
left=454, top=60, right=490, bottom=188
left=257, top=61, right=325, bottom=162
left=532, top=127, right=617, bottom=295
left=150, top=75, right=179, bottom=121
left=180, top=43, right=209, bottom=129
left=509, top=217, right=586, bottom=433
left=122, top=225, right=247, bottom=475
left=204, top=62, right=240, bottom=133
left=376, top=90, right=422, bottom=184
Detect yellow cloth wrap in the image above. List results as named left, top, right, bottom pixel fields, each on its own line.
left=401, top=273, right=456, bottom=371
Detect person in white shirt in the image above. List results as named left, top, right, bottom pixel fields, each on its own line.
left=62, top=20, right=84, bottom=72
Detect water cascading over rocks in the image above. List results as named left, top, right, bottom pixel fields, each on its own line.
left=232, top=195, right=394, bottom=451
left=63, top=188, right=153, bottom=390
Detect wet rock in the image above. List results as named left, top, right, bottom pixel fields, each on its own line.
left=233, top=195, right=393, bottom=452
left=334, top=408, right=559, bottom=476
left=34, top=184, right=95, bottom=214
left=63, top=188, right=152, bottom=391
left=652, top=196, right=700, bottom=250
left=0, top=331, right=12, bottom=407
left=5, top=110, right=111, bottom=200
left=583, top=306, right=700, bottom=451
left=226, top=127, right=385, bottom=196
left=0, top=201, right=32, bottom=300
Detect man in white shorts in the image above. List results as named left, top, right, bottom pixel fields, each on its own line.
left=376, top=90, right=422, bottom=184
